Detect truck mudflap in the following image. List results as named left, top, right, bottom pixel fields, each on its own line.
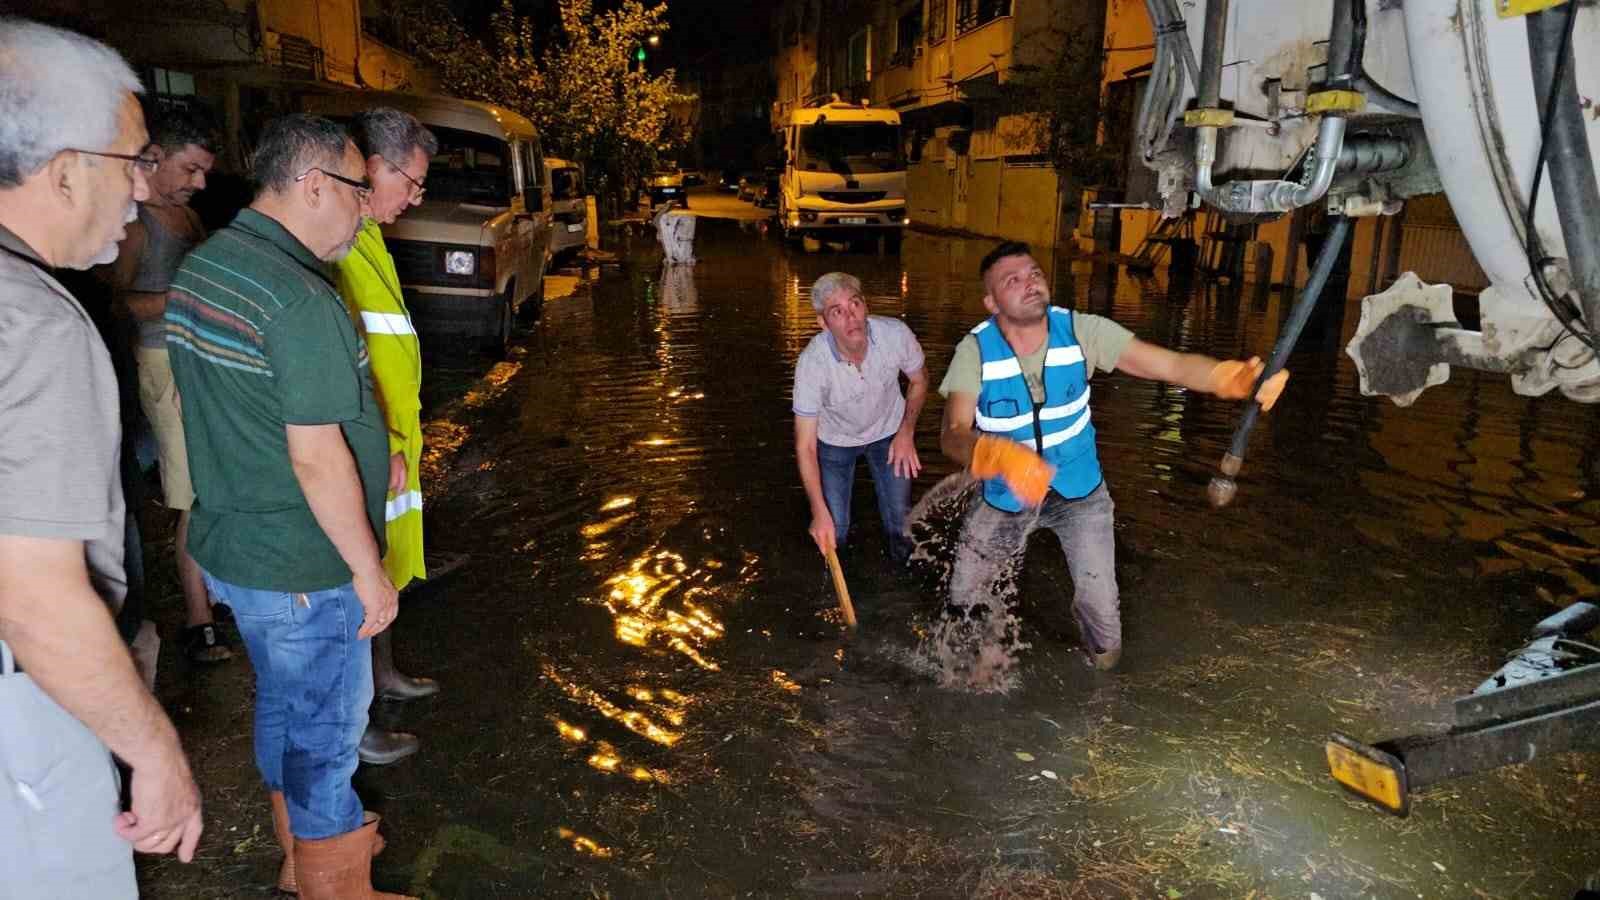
left=1328, top=602, right=1600, bottom=815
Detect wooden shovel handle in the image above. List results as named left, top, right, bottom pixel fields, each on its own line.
left=823, top=548, right=857, bottom=629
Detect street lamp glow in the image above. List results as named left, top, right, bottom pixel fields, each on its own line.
left=647, top=34, right=661, bottom=46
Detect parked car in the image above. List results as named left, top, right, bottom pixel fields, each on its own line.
left=681, top=169, right=705, bottom=187
left=544, top=157, right=587, bottom=264
left=737, top=174, right=762, bottom=202
left=646, top=170, right=689, bottom=208
left=719, top=170, right=742, bottom=191
left=304, top=90, right=552, bottom=356
left=759, top=168, right=780, bottom=208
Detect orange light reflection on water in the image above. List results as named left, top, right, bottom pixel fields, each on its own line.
left=599, top=549, right=727, bottom=671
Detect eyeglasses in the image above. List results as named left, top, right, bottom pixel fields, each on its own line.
left=380, top=154, right=426, bottom=199
left=73, top=148, right=160, bottom=176
left=295, top=167, right=373, bottom=201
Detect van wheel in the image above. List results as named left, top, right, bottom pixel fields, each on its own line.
left=518, top=274, right=545, bottom=325
left=482, top=286, right=515, bottom=358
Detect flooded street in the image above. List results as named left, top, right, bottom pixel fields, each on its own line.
left=141, top=203, right=1600, bottom=899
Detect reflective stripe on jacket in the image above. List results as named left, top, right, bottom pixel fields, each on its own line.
left=334, top=218, right=426, bottom=589
left=972, top=307, right=1103, bottom=510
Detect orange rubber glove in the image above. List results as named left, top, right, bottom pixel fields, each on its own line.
left=970, top=434, right=1055, bottom=507
left=1208, top=357, right=1290, bottom=412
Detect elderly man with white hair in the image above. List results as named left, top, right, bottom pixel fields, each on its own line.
left=0, top=16, right=205, bottom=896
left=793, top=272, right=928, bottom=571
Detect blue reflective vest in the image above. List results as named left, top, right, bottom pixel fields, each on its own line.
left=972, top=307, right=1103, bottom=510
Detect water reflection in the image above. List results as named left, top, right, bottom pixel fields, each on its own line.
left=485, top=217, right=1600, bottom=882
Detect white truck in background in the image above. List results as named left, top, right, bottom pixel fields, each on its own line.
left=777, top=98, right=909, bottom=250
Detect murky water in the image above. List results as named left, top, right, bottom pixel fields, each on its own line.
left=142, top=208, right=1600, bottom=898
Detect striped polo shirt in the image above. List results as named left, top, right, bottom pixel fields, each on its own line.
left=165, top=209, right=390, bottom=592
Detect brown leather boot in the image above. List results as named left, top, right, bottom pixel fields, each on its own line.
left=274, top=799, right=387, bottom=896
left=293, top=813, right=414, bottom=900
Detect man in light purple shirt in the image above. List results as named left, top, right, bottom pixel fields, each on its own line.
left=793, top=272, right=928, bottom=567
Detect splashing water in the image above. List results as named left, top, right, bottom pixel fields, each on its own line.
left=904, top=473, right=1035, bottom=693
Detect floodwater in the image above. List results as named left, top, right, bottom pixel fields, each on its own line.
left=139, top=200, right=1600, bottom=898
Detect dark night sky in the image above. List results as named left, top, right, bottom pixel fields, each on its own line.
left=448, top=0, right=772, bottom=77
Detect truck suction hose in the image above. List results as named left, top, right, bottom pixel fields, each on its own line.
left=1207, top=215, right=1352, bottom=509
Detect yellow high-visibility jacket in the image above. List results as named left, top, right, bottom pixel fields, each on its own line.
left=335, top=218, right=426, bottom=589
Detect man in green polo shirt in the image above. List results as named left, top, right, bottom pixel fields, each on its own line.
left=165, top=114, right=412, bottom=900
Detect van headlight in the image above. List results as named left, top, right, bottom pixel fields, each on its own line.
left=443, top=250, right=477, bottom=276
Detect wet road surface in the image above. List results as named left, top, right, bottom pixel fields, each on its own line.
left=139, top=202, right=1600, bottom=898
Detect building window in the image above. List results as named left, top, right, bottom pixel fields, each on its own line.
left=847, top=27, right=871, bottom=88
left=956, top=0, right=1010, bottom=34
left=891, top=7, right=921, bottom=67
left=150, top=67, right=196, bottom=96
left=927, top=0, right=947, bottom=44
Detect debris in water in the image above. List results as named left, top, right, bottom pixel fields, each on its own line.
left=1014, top=751, right=1035, bottom=762
left=1041, top=770, right=1058, bottom=781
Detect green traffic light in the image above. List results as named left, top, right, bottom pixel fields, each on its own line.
left=635, top=47, right=646, bottom=62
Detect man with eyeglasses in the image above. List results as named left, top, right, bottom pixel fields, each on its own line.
left=0, top=18, right=204, bottom=897
left=332, top=107, right=440, bottom=770
left=165, top=113, right=414, bottom=899
left=794, top=272, right=928, bottom=573
left=101, top=101, right=235, bottom=670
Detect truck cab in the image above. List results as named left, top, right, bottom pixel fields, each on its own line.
left=779, top=98, right=908, bottom=248
left=304, top=90, right=552, bottom=354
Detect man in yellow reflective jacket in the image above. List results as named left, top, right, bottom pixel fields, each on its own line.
left=334, top=108, right=439, bottom=767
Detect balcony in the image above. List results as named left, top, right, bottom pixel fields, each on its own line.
left=956, top=0, right=1011, bottom=35
left=888, top=44, right=916, bottom=69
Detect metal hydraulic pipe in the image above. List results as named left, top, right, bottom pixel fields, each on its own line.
left=1266, top=0, right=1358, bottom=210
left=1195, top=0, right=1355, bottom=212
left=1197, top=0, right=1226, bottom=107
left=1136, top=0, right=1173, bottom=162
left=1158, top=0, right=1200, bottom=86
left=1270, top=115, right=1348, bottom=210
left=1327, top=0, right=1358, bottom=88
left=1193, top=0, right=1229, bottom=193
left=1527, top=7, right=1600, bottom=333
left=1207, top=216, right=1353, bottom=509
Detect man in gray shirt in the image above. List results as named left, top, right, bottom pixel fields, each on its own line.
left=793, top=272, right=928, bottom=567
left=0, top=18, right=203, bottom=896
left=101, top=101, right=231, bottom=666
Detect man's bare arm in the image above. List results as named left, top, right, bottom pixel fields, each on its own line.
left=0, top=536, right=185, bottom=771
left=939, top=391, right=981, bottom=468
left=1113, top=338, right=1221, bottom=390
left=898, top=366, right=929, bottom=437
left=286, top=423, right=396, bottom=638
left=286, top=423, right=384, bottom=578
left=0, top=535, right=203, bottom=859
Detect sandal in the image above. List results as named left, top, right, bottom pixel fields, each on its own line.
left=181, top=623, right=234, bottom=664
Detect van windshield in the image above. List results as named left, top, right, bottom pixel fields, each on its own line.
left=797, top=123, right=904, bottom=175
left=551, top=167, right=584, bottom=201
left=426, top=126, right=514, bottom=206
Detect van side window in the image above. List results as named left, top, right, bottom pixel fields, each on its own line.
left=425, top=126, right=514, bottom=205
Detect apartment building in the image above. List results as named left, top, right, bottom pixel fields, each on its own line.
left=773, top=0, right=1105, bottom=247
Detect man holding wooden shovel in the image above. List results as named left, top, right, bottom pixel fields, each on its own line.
left=793, top=272, right=928, bottom=600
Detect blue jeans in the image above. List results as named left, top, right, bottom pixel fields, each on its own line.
left=201, top=571, right=371, bottom=840
left=818, top=434, right=913, bottom=564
